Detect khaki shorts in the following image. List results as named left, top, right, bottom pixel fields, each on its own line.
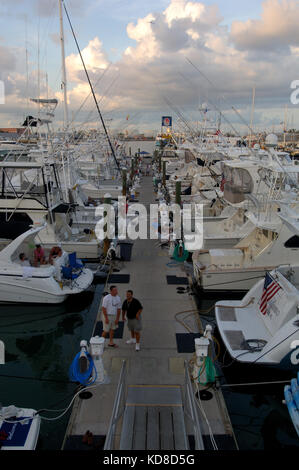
left=103, top=316, right=118, bottom=333
left=127, top=317, right=142, bottom=332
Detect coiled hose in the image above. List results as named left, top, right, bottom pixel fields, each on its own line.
left=69, top=351, right=97, bottom=386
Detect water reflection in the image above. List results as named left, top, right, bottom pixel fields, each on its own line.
left=0, top=285, right=103, bottom=449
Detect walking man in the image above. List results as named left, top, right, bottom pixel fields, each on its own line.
left=102, top=286, right=122, bottom=348
left=122, top=290, right=143, bottom=351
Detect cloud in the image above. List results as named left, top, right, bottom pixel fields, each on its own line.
left=0, top=44, right=17, bottom=78
left=49, top=33, right=61, bottom=46
left=2, top=0, right=299, bottom=134
left=65, top=37, right=109, bottom=83
left=231, top=0, right=299, bottom=50
left=163, top=0, right=222, bottom=27
left=46, top=0, right=299, bottom=132
left=35, top=0, right=83, bottom=17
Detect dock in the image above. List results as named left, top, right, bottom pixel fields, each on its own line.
left=62, top=172, right=238, bottom=451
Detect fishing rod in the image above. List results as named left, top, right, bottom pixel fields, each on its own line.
left=185, top=57, right=256, bottom=138
left=62, top=0, right=120, bottom=173
left=178, top=69, right=259, bottom=158
left=70, top=63, right=113, bottom=129
left=162, top=95, right=198, bottom=137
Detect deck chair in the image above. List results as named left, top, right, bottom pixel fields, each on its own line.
left=68, top=252, right=83, bottom=270
left=61, top=253, right=83, bottom=286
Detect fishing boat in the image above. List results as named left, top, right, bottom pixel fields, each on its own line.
left=192, top=155, right=299, bottom=292
left=0, top=225, right=93, bottom=304
left=0, top=160, right=102, bottom=260
left=214, top=267, right=299, bottom=371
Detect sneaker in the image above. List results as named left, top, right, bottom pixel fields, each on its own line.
left=135, top=343, right=140, bottom=351
left=126, top=338, right=136, bottom=344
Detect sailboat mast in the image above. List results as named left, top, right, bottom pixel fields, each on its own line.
left=59, top=0, right=69, bottom=130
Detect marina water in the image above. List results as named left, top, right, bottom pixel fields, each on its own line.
left=0, top=285, right=104, bottom=449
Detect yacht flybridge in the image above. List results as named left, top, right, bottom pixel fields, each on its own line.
left=0, top=225, right=93, bottom=304
left=0, top=161, right=102, bottom=260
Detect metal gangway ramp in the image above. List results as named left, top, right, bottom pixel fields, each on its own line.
left=104, top=361, right=204, bottom=451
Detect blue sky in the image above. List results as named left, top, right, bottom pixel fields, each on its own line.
left=1, top=0, right=299, bottom=133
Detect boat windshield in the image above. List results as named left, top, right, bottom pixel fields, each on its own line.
left=223, top=166, right=254, bottom=204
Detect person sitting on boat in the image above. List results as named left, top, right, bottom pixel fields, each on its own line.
left=49, top=246, right=63, bottom=265
left=34, top=244, right=46, bottom=266
left=19, top=253, right=31, bottom=267
left=87, top=196, right=97, bottom=207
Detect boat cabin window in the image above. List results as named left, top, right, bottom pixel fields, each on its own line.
left=262, top=229, right=268, bottom=238
left=284, top=235, right=299, bottom=248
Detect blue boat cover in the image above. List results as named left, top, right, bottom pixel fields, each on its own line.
left=0, top=417, right=32, bottom=447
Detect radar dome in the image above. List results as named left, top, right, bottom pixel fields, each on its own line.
left=265, top=134, right=278, bottom=147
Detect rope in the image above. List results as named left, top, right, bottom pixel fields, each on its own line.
left=220, top=379, right=293, bottom=388
left=193, top=270, right=267, bottom=288
left=194, top=382, right=218, bottom=450
left=0, top=382, right=102, bottom=425
left=216, top=297, right=255, bottom=310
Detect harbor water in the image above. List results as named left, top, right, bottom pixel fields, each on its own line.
left=124, top=140, right=156, bottom=156
left=196, top=296, right=299, bottom=450
left=0, top=285, right=104, bottom=450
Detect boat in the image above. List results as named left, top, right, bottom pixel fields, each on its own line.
left=192, top=154, right=299, bottom=292
left=0, top=160, right=102, bottom=260
left=284, top=373, right=299, bottom=438
left=214, top=267, right=299, bottom=371
left=0, top=405, right=40, bottom=450
left=0, top=225, right=93, bottom=304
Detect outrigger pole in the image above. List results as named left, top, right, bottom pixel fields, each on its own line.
left=61, top=0, right=120, bottom=174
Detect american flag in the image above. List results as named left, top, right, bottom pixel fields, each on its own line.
left=260, top=272, right=281, bottom=316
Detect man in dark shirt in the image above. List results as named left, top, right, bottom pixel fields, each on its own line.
left=122, top=290, right=143, bottom=351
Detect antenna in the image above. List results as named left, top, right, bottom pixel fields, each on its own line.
left=37, top=16, right=40, bottom=124
left=25, top=16, right=29, bottom=120
left=59, top=0, right=69, bottom=130
left=249, top=85, right=256, bottom=147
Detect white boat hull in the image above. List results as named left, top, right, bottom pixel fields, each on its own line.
left=197, top=266, right=274, bottom=292
left=0, top=268, right=93, bottom=304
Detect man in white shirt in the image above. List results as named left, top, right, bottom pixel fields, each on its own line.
left=19, top=253, right=31, bottom=266
left=101, top=285, right=122, bottom=347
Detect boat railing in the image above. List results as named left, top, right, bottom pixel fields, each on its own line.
left=182, top=360, right=205, bottom=450
left=103, top=360, right=127, bottom=450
